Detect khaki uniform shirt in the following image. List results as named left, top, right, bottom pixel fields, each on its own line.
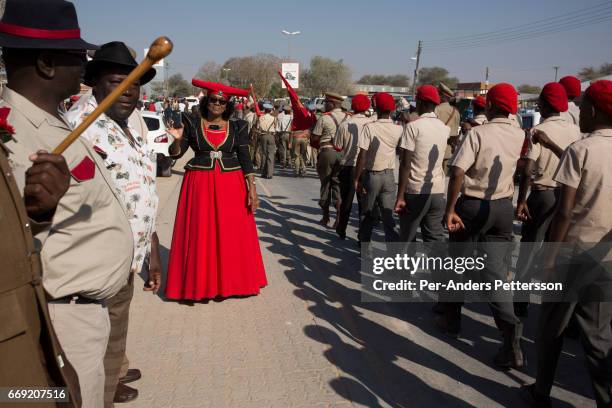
left=1, top=88, right=133, bottom=300
left=451, top=117, right=525, bottom=200
left=525, top=116, right=581, bottom=189
left=312, top=108, right=347, bottom=147
left=554, top=128, right=612, bottom=244
left=244, top=111, right=256, bottom=134
left=256, top=113, right=276, bottom=134
left=435, top=102, right=460, bottom=136
left=275, top=112, right=292, bottom=133
left=474, top=114, right=488, bottom=125
left=0, top=141, right=82, bottom=406
left=400, top=112, right=450, bottom=195
left=435, top=102, right=460, bottom=160
left=560, top=101, right=580, bottom=126
left=509, top=114, right=523, bottom=129
left=334, top=113, right=373, bottom=166
left=358, top=118, right=403, bottom=171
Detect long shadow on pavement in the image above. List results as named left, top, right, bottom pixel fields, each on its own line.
left=256, top=195, right=593, bottom=407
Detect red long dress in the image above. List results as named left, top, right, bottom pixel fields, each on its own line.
left=165, top=128, right=267, bottom=300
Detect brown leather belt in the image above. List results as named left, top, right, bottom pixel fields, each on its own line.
left=50, top=295, right=103, bottom=305
left=531, top=185, right=558, bottom=191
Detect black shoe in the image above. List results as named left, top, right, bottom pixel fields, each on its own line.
left=514, top=301, right=529, bottom=318
left=494, top=323, right=525, bottom=370
left=119, top=368, right=141, bottom=384
left=519, top=384, right=551, bottom=408
left=114, top=383, right=138, bottom=403
left=431, top=302, right=445, bottom=315
left=434, top=315, right=460, bottom=339
left=336, top=229, right=346, bottom=240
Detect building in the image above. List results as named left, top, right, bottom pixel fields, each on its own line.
left=352, top=84, right=411, bottom=95
left=454, top=82, right=494, bottom=98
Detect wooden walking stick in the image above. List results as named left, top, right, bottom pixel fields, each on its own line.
left=52, top=36, right=173, bottom=154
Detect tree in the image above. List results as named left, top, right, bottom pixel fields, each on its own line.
left=194, top=61, right=223, bottom=83
left=302, top=56, right=353, bottom=96
left=357, top=74, right=410, bottom=87
left=267, top=82, right=285, bottom=100
left=517, top=84, right=542, bottom=94
left=578, top=63, right=612, bottom=81
left=151, top=73, right=191, bottom=97
left=578, top=66, right=598, bottom=82
left=222, top=53, right=282, bottom=98
left=416, top=67, right=458, bottom=88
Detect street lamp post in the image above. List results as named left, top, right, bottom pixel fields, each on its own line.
left=281, top=30, right=301, bottom=61
left=222, top=68, right=231, bottom=84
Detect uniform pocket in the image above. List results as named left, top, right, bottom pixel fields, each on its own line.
left=0, top=290, right=28, bottom=342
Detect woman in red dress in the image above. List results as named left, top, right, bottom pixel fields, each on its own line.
left=165, top=80, right=267, bottom=300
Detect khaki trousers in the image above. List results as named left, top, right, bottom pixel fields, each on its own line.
left=292, top=137, right=308, bottom=175
left=316, top=148, right=341, bottom=212
left=48, top=301, right=110, bottom=408
left=103, top=275, right=134, bottom=408
left=259, top=133, right=277, bottom=178
left=278, top=132, right=292, bottom=167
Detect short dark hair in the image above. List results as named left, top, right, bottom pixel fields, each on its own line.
left=199, top=95, right=235, bottom=121
left=2, top=48, right=41, bottom=78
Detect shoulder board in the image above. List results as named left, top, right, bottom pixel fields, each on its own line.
left=0, top=107, right=12, bottom=120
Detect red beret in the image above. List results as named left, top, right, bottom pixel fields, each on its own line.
left=487, top=83, right=518, bottom=115
left=416, top=85, right=440, bottom=105
left=191, top=79, right=250, bottom=99
left=351, top=94, right=370, bottom=112
left=585, top=80, right=612, bottom=116
left=374, top=92, right=395, bottom=112
left=559, top=76, right=581, bottom=98
left=473, top=95, right=486, bottom=109
left=540, top=82, right=568, bottom=113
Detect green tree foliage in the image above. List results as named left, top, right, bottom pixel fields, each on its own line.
left=517, top=84, right=542, bottom=94
left=302, top=56, right=353, bottom=96
left=223, top=53, right=281, bottom=97
left=150, top=73, right=191, bottom=97
left=578, top=63, right=612, bottom=81
left=416, top=67, right=459, bottom=88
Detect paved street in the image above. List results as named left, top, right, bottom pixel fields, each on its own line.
left=125, top=153, right=596, bottom=408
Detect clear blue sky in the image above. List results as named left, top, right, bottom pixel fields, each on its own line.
left=74, top=0, right=612, bottom=87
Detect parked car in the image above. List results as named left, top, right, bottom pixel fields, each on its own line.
left=185, top=96, right=199, bottom=110
left=142, top=111, right=175, bottom=177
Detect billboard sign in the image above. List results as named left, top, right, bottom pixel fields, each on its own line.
left=281, top=62, right=299, bottom=89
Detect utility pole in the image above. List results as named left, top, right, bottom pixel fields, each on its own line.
left=411, top=40, right=423, bottom=99
left=164, top=60, right=170, bottom=98
left=485, top=66, right=490, bottom=93
left=553, top=66, right=559, bottom=81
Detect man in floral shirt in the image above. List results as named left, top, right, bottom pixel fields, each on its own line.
left=66, top=41, right=161, bottom=406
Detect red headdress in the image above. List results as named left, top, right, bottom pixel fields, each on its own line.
left=191, top=79, right=249, bottom=100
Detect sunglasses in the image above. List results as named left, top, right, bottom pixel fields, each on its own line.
left=55, top=50, right=88, bottom=62
left=208, top=97, right=228, bottom=106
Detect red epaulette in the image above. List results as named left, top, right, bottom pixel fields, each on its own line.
left=0, top=107, right=12, bottom=120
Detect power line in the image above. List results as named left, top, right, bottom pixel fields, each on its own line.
left=426, top=1, right=612, bottom=46
left=425, top=13, right=612, bottom=52
left=426, top=11, right=612, bottom=50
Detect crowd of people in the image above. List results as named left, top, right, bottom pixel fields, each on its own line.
left=291, top=78, right=611, bottom=407
left=1, top=1, right=611, bottom=408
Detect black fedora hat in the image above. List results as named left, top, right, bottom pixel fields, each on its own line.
left=84, top=41, right=156, bottom=86
left=0, top=0, right=98, bottom=50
